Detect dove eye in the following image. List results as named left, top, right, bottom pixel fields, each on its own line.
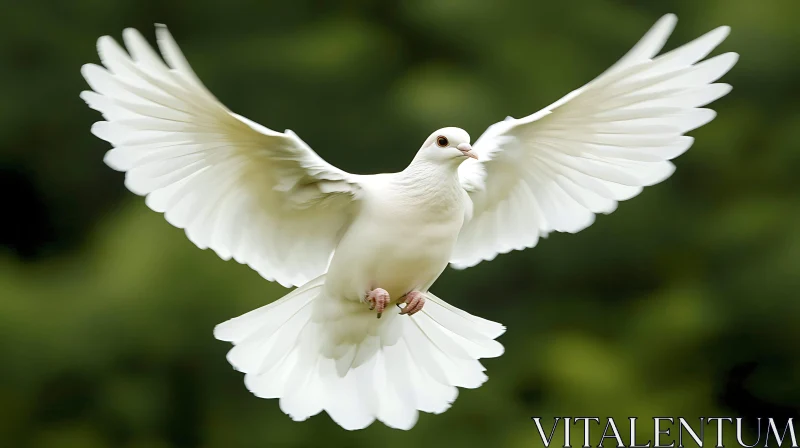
left=436, top=136, right=449, bottom=147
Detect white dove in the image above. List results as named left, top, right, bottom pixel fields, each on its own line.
left=81, top=14, right=737, bottom=430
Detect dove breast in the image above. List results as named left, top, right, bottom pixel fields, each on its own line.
left=324, top=170, right=467, bottom=302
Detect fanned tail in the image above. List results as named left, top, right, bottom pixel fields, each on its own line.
left=214, top=277, right=505, bottom=430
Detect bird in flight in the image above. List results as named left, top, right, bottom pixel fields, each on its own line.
left=81, top=13, right=737, bottom=430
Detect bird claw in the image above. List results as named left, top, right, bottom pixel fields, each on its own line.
left=399, top=291, right=425, bottom=316
left=366, top=288, right=390, bottom=319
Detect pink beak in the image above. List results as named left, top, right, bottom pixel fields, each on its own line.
left=457, top=143, right=478, bottom=160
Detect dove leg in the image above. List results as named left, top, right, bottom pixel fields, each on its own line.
left=366, top=288, right=390, bottom=318
left=399, top=291, right=425, bottom=316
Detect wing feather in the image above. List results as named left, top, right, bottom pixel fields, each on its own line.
left=82, top=26, right=362, bottom=287
left=453, top=14, right=737, bottom=268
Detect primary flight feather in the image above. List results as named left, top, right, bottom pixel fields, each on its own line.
left=81, top=14, right=737, bottom=430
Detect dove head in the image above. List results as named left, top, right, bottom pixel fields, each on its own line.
left=414, top=127, right=477, bottom=166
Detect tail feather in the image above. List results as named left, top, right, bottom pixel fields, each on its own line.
left=403, top=317, right=487, bottom=389
left=214, top=277, right=505, bottom=431
left=279, top=355, right=324, bottom=420
left=214, top=275, right=324, bottom=343
left=377, top=342, right=420, bottom=428
left=423, top=291, right=506, bottom=340
left=395, top=337, right=458, bottom=415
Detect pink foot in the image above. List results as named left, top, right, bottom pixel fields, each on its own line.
left=399, top=291, right=425, bottom=316
left=366, top=288, right=390, bottom=318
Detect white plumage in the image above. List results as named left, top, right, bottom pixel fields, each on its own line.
left=453, top=15, right=737, bottom=268
left=81, top=14, right=737, bottom=430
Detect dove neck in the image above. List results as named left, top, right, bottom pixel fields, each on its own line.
left=402, top=157, right=460, bottom=182
left=395, top=158, right=463, bottom=203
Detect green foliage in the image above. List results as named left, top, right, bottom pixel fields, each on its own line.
left=1, top=0, right=799, bottom=446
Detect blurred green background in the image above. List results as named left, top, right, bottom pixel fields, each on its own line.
left=1, top=0, right=799, bottom=447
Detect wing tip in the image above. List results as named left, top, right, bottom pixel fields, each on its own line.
left=102, top=149, right=127, bottom=172
left=122, top=172, right=150, bottom=197
left=213, top=320, right=236, bottom=342
left=699, top=107, right=718, bottom=125
left=78, top=90, right=93, bottom=102
left=154, top=23, right=174, bottom=42
left=121, top=27, right=145, bottom=44
left=154, top=24, right=172, bottom=46
left=714, top=52, right=740, bottom=75
left=79, top=62, right=100, bottom=78
left=715, top=83, right=734, bottom=97
left=90, top=121, right=111, bottom=142
left=659, top=13, right=678, bottom=28
left=648, top=13, right=678, bottom=45
left=96, top=35, right=114, bottom=48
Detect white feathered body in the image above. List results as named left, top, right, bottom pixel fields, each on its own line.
left=211, top=161, right=503, bottom=430
left=326, top=162, right=467, bottom=302
left=80, top=14, right=737, bottom=431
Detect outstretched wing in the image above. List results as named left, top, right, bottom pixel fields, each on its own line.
left=452, top=14, right=737, bottom=269
left=81, top=26, right=362, bottom=287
